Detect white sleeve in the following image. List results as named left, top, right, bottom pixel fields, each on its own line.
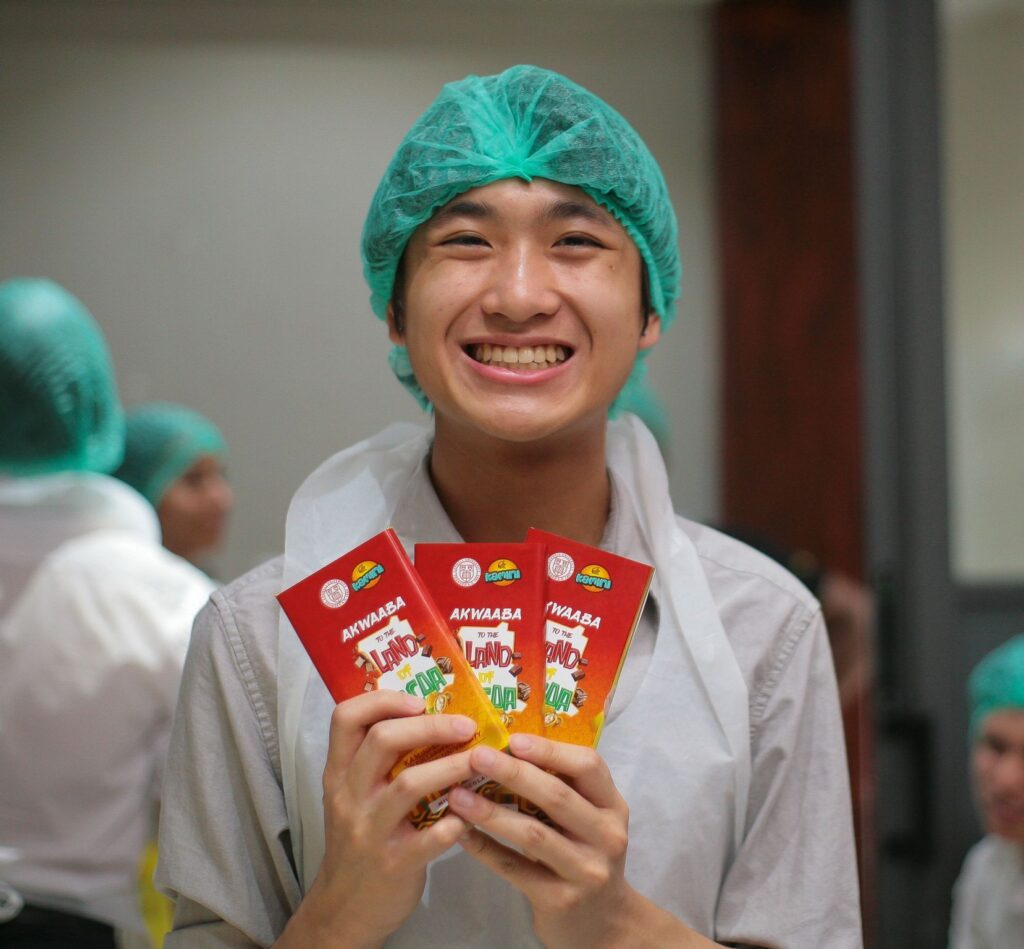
left=715, top=610, right=863, bottom=948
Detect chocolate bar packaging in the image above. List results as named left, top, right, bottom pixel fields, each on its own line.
left=276, top=529, right=509, bottom=827
left=526, top=529, right=654, bottom=748
left=414, top=543, right=545, bottom=737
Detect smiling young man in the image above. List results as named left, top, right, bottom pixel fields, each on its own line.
left=157, top=66, right=861, bottom=948
left=949, top=636, right=1024, bottom=947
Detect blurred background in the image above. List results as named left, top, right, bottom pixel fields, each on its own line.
left=1, top=0, right=1021, bottom=945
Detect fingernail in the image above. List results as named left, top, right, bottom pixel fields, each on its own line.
left=474, top=746, right=496, bottom=768
left=405, top=693, right=425, bottom=711
left=509, top=733, right=533, bottom=754
left=452, top=716, right=476, bottom=738
left=449, top=786, right=478, bottom=810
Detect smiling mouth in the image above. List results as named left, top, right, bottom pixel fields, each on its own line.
left=468, top=343, right=570, bottom=370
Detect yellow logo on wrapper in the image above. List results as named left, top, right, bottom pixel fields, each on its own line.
left=575, top=563, right=612, bottom=592
left=485, top=558, right=521, bottom=586
left=352, top=560, right=384, bottom=592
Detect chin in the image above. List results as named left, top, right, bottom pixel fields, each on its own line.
left=480, top=414, right=588, bottom=446
left=984, top=811, right=1024, bottom=844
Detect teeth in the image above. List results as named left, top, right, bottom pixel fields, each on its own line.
left=471, top=344, right=570, bottom=368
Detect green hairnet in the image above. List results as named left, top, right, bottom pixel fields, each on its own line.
left=361, top=64, right=681, bottom=412
left=115, top=402, right=227, bottom=508
left=0, top=278, right=124, bottom=476
left=617, top=383, right=671, bottom=458
left=968, top=635, right=1024, bottom=741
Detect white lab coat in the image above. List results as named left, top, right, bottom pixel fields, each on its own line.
left=0, top=472, right=213, bottom=930
left=949, top=834, right=1024, bottom=949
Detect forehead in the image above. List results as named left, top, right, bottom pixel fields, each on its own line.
left=424, top=178, right=624, bottom=231
left=979, top=709, right=1024, bottom=745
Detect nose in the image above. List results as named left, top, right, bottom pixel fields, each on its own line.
left=479, top=243, right=560, bottom=324
left=991, top=752, right=1024, bottom=795
left=206, top=475, right=234, bottom=516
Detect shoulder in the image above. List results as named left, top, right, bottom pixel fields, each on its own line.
left=30, top=530, right=214, bottom=647
left=681, top=517, right=819, bottom=610
left=199, top=554, right=285, bottom=660
left=951, top=835, right=1024, bottom=940
left=47, top=529, right=213, bottom=597
left=678, top=517, right=826, bottom=713
left=958, top=834, right=1020, bottom=881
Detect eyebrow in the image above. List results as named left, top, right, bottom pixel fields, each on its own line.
left=541, top=200, right=617, bottom=228
left=426, top=197, right=618, bottom=230
left=427, top=200, right=494, bottom=229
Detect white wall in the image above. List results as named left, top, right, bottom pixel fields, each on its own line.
left=943, top=5, right=1024, bottom=581
left=0, top=1, right=720, bottom=580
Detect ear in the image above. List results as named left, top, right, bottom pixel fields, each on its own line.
left=638, top=312, right=661, bottom=351
left=386, top=302, right=404, bottom=344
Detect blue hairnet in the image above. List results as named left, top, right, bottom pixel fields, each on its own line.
left=968, top=635, right=1024, bottom=741
left=0, top=278, right=124, bottom=476
left=361, top=64, right=681, bottom=413
left=115, top=402, right=227, bottom=508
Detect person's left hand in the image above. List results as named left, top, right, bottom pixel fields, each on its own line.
left=446, top=732, right=640, bottom=949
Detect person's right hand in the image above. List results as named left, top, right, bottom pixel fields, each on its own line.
left=275, top=689, right=478, bottom=949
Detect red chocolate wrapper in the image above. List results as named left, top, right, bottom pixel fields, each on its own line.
left=526, top=529, right=654, bottom=748
left=277, top=529, right=509, bottom=827
left=414, top=543, right=546, bottom=737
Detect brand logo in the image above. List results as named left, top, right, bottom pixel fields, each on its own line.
left=485, top=558, right=521, bottom=586
left=320, top=579, right=349, bottom=608
left=547, top=552, right=575, bottom=582
left=352, top=560, right=385, bottom=592
left=575, top=564, right=612, bottom=592
left=452, top=557, right=481, bottom=588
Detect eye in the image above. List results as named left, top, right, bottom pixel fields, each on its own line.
left=441, top=233, right=490, bottom=247
left=981, top=734, right=1010, bottom=756
left=555, top=233, right=605, bottom=249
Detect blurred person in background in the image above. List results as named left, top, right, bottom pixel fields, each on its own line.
left=0, top=279, right=213, bottom=948
left=115, top=402, right=232, bottom=570
left=949, top=635, right=1024, bottom=948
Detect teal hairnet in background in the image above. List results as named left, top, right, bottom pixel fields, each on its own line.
left=0, top=278, right=124, bottom=476
left=361, top=64, right=681, bottom=413
left=115, top=402, right=227, bottom=508
left=968, top=635, right=1024, bottom=741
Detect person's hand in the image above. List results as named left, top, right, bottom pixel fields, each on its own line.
left=447, top=733, right=717, bottom=948
left=276, top=689, right=478, bottom=949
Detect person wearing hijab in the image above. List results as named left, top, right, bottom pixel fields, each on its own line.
left=115, top=402, right=233, bottom=567
left=157, top=66, right=860, bottom=947
left=949, top=635, right=1024, bottom=947
left=0, top=279, right=213, bottom=948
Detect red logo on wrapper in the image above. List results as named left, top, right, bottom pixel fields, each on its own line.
left=451, top=557, right=481, bottom=588
left=319, top=579, right=349, bottom=608
left=276, top=529, right=509, bottom=828
left=526, top=529, right=653, bottom=748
